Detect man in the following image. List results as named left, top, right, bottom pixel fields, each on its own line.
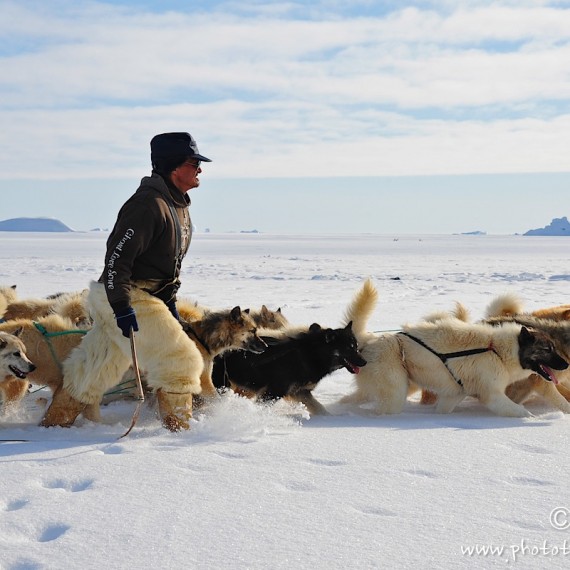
left=41, top=132, right=212, bottom=431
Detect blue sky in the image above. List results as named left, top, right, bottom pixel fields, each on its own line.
left=1, top=0, right=570, bottom=234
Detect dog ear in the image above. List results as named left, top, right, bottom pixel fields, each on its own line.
left=230, top=306, right=242, bottom=322
left=10, top=326, right=23, bottom=337
left=243, top=308, right=250, bottom=314
left=324, top=328, right=337, bottom=343
left=519, top=326, right=534, bottom=343
left=309, top=323, right=321, bottom=332
left=344, top=321, right=353, bottom=331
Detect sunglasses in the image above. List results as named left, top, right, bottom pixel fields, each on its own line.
left=183, top=160, right=201, bottom=168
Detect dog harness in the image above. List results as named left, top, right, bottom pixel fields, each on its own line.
left=32, top=321, right=89, bottom=373
left=398, top=331, right=498, bottom=387
left=182, top=321, right=211, bottom=354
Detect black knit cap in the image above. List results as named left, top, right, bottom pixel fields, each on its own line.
left=150, top=132, right=212, bottom=175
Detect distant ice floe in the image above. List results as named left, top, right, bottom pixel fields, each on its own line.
left=524, top=216, right=570, bottom=236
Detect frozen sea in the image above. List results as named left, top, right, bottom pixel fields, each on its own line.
left=1, top=232, right=569, bottom=569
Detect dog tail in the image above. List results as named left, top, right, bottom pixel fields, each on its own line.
left=485, top=292, right=524, bottom=318
left=453, top=301, right=471, bottom=322
left=422, top=301, right=470, bottom=323
left=344, top=278, right=378, bottom=337
left=176, top=297, right=205, bottom=323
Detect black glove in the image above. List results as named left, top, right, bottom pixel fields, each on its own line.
left=114, top=306, right=139, bottom=338
left=165, top=299, right=180, bottom=321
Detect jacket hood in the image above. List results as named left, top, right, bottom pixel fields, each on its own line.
left=139, top=173, right=189, bottom=208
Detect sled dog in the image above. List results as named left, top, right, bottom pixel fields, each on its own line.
left=484, top=312, right=570, bottom=412
left=0, top=315, right=99, bottom=417
left=419, top=296, right=570, bottom=413
left=51, top=290, right=91, bottom=326
left=340, top=280, right=568, bottom=417
left=182, top=306, right=268, bottom=400
left=249, top=305, right=289, bottom=330
left=532, top=305, right=570, bottom=321
left=2, top=296, right=56, bottom=321
left=485, top=292, right=570, bottom=322
left=176, top=298, right=288, bottom=331
left=212, top=322, right=367, bottom=415
left=0, top=288, right=90, bottom=325
left=0, top=285, right=18, bottom=319
left=0, top=328, right=36, bottom=411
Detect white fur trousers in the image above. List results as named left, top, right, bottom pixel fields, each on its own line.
left=63, top=282, right=203, bottom=404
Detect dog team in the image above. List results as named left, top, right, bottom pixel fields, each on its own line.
left=1, top=278, right=570, bottom=432
left=2, top=132, right=569, bottom=432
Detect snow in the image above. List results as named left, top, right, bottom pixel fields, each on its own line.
left=1, top=232, right=569, bottom=570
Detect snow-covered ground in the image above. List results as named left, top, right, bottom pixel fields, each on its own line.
left=1, top=232, right=569, bottom=569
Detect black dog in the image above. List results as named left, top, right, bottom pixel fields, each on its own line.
left=212, top=322, right=366, bottom=415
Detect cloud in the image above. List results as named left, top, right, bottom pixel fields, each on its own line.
left=0, top=0, right=569, bottom=179
left=2, top=101, right=569, bottom=179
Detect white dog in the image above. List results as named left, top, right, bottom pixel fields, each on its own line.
left=340, top=280, right=568, bottom=417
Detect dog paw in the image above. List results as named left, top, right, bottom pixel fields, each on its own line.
left=43, top=478, right=94, bottom=493
left=38, top=523, right=71, bottom=543
left=355, top=506, right=398, bottom=518
left=4, top=498, right=28, bottom=512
